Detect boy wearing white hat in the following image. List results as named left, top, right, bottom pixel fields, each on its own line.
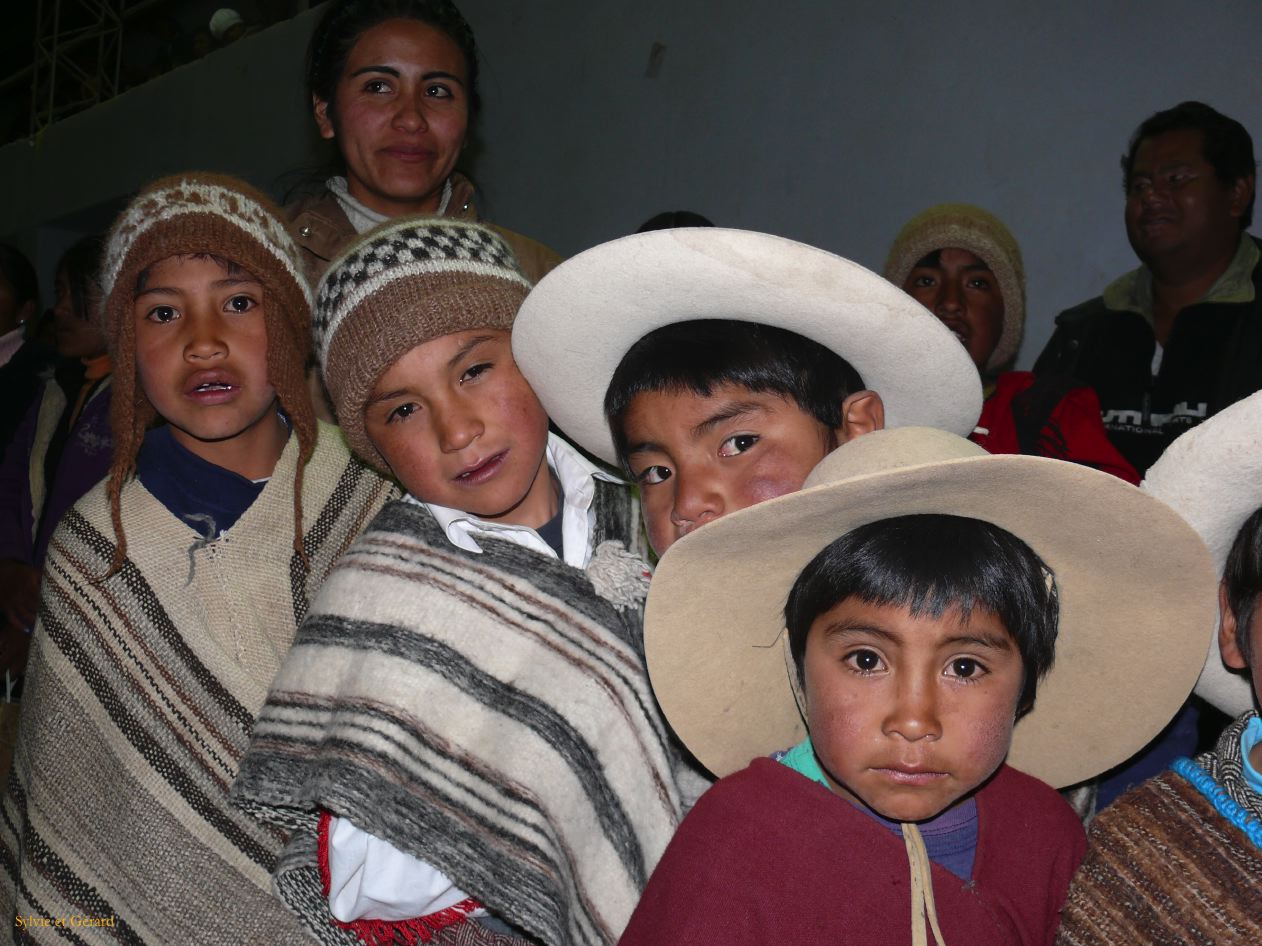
left=618, top=427, right=1215, bottom=945
left=513, top=228, right=982, bottom=556
left=1057, top=391, right=1262, bottom=944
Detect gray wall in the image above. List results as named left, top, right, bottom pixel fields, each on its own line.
left=4, top=1, right=1261, bottom=365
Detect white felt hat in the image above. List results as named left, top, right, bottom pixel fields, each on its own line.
left=513, top=228, right=983, bottom=465
left=645, top=427, right=1217, bottom=789
left=1142, top=391, right=1262, bottom=715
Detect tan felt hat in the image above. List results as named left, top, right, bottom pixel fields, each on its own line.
left=512, top=228, right=983, bottom=466
left=644, top=427, right=1217, bottom=789
left=1142, top=390, right=1262, bottom=716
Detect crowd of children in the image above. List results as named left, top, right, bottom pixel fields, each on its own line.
left=0, top=6, right=1259, bottom=946
left=0, top=170, right=1254, bottom=944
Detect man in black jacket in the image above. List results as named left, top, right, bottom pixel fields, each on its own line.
left=1036, top=101, right=1262, bottom=476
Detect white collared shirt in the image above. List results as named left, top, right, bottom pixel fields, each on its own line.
left=327, top=433, right=629, bottom=925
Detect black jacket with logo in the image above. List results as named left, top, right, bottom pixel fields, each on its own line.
left=1034, top=237, right=1262, bottom=474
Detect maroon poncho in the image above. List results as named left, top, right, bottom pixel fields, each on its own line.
left=620, top=759, right=1084, bottom=945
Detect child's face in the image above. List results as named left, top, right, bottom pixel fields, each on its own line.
left=803, top=597, right=1024, bottom=823
left=133, top=255, right=286, bottom=479
left=364, top=329, right=555, bottom=527
left=622, top=383, right=878, bottom=555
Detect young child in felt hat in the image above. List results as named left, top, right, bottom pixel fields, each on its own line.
left=511, top=227, right=983, bottom=557
left=0, top=174, right=395, bottom=944
left=232, top=218, right=681, bottom=946
left=1056, top=390, right=1262, bottom=945
left=619, top=427, right=1217, bottom=946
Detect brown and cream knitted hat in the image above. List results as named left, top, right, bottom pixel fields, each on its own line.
left=100, top=172, right=315, bottom=568
left=883, top=204, right=1026, bottom=375
left=313, top=217, right=532, bottom=470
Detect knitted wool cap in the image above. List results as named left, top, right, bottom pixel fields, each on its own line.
left=883, top=204, right=1026, bottom=374
left=313, top=217, right=532, bottom=471
left=100, top=172, right=315, bottom=569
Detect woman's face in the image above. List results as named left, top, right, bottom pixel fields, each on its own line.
left=315, top=18, right=470, bottom=217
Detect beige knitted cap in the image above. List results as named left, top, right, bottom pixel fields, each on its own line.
left=883, top=204, right=1026, bottom=374
left=313, top=217, right=532, bottom=470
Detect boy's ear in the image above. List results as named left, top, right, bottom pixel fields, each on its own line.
left=1219, top=581, right=1248, bottom=670
left=834, top=390, right=885, bottom=445
left=313, top=95, right=336, bottom=140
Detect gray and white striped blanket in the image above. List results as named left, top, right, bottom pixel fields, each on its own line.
left=233, top=495, right=682, bottom=946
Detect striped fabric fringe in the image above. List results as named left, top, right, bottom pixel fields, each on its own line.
left=1056, top=712, right=1262, bottom=945
left=0, top=426, right=395, bottom=945
left=233, top=488, right=681, bottom=946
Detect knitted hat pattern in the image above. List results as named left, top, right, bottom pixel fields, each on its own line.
left=314, top=217, right=532, bottom=471
left=100, top=172, right=316, bottom=571
left=883, top=204, right=1026, bottom=375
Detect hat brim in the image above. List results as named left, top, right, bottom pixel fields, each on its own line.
left=1142, top=390, right=1262, bottom=715
left=513, top=229, right=983, bottom=465
left=645, top=428, right=1217, bottom=789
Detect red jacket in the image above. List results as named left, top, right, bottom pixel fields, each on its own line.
left=620, top=760, right=1085, bottom=946
left=971, top=372, right=1140, bottom=484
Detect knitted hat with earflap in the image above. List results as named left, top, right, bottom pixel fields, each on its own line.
left=313, top=217, right=532, bottom=473
left=99, top=172, right=315, bottom=573
left=883, top=204, right=1026, bottom=376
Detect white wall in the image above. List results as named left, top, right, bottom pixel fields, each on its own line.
left=5, top=1, right=1262, bottom=364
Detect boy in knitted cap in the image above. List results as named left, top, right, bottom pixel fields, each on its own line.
left=0, top=173, right=395, bottom=945
left=511, top=227, right=982, bottom=557
left=1056, top=390, right=1262, bottom=945
left=232, top=218, right=681, bottom=946
left=884, top=203, right=1138, bottom=484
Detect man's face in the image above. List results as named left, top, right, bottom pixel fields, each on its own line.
left=1124, top=128, right=1251, bottom=267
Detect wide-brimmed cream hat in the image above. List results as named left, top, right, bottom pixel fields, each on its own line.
left=512, top=228, right=983, bottom=465
left=645, top=427, right=1217, bottom=789
left=1142, top=391, right=1262, bottom=715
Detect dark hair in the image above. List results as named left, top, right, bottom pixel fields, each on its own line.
left=637, top=211, right=715, bottom=233
left=604, top=319, right=865, bottom=462
left=1121, top=100, right=1257, bottom=228
left=784, top=514, right=1059, bottom=717
left=307, top=0, right=481, bottom=122
left=0, top=242, right=39, bottom=311
left=1223, top=506, right=1262, bottom=666
left=133, top=252, right=249, bottom=296
left=57, top=234, right=106, bottom=323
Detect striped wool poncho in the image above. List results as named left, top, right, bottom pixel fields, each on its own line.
left=1056, top=711, right=1262, bottom=945
left=232, top=487, right=683, bottom=946
left=0, top=424, right=395, bottom=944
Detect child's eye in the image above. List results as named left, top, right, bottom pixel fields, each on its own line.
left=226, top=294, right=257, bottom=313
left=911, top=274, right=938, bottom=288
left=363, top=79, right=392, bottom=94
left=718, top=434, right=758, bottom=457
left=426, top=83, right=453, bottom=99
left=146, top=305, right=178, bottom=324
left=845, top=649, right=885, bottom=674
left=635, top=465, right=672, bottom=486
left=966, top=277, right=993, bottom=291
left=459, top=362, right=492, bottom=384
left=945, top=657, right=988, bottom=680
left=387, top=402, right=419, bottom=424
